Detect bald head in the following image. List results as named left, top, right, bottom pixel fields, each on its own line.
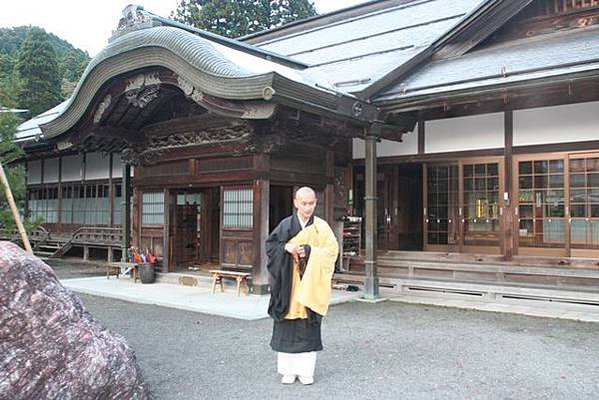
left=294, top=186, right=317, bottom=222
left=294, top=186, right=316, bottom=200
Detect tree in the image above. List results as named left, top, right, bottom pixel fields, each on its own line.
left=0, top=26, right=90, bottom=102
left=0, top=111, right=27, bottom=235
left=15, top=28, right=62, bottom=117
left=172, top=0, right=317, bottom=38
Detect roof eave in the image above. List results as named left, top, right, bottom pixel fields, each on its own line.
left=375, top=69, right=599, bottom=112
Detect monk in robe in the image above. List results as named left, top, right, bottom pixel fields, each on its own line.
left=266, top=186, right=339, bottom=385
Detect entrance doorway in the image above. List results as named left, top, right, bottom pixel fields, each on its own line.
left=269, top=185, right=294, bottom=231
left=424, top=157, right=504, bottom=254
left=170, top=187, right=220, bottom=270
left=396, top=164, right=424, bottom=250
left=353, top=163, right=424, bottom=252
left=514, top=152, right=599, bottom=258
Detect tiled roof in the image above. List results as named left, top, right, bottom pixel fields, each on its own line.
left=375, top=25, right=599, bottom=105
left=251, top=0, right=486, bottom=93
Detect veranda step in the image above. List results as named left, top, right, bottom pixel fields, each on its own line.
left=375, top=259, right=599, bottom=278
left=332, top=273, right=599, bottom=306
left=350, top=255, right=599, bottom=289
left=376, top=250, right=599, bottom=268
left=34, top=251, right=54, bottom=258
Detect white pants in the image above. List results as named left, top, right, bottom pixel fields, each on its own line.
left=277, top=351, right=317, bottom=377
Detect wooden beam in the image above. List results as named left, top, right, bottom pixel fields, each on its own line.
left=91, top=127, right=142, bottom=143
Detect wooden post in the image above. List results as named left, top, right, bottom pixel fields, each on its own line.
left=0, top=160, right=32, bottom=253
left=108, top=153, right=114, bottom=227
left=417, top=118, right=425, bottom=155
left=364, top=131, right=379, bottom=299
left=57, top=157, right=63, bottom=231
left=504, top=111, right=514, bottom=260
left=122, top=163, right=131, bottom=261
left=325, top=150, right=335, bottom=225
left=162, top=188, right=170, bottom=272
left=252, top=154, right=270, bottom=294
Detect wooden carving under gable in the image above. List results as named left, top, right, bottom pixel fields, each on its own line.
left=124, top=73, right=161, bottom=109
left=121, top=121, right=254, bottom=166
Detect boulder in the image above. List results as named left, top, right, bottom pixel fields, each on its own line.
left=0, top=242, right=147, bottom=399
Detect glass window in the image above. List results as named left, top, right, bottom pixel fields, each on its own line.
left=142, top=191, right=164, bottom=225
left=519, top=158, right=565, bottom=248
left=519, top=161, right=532, bottom=175
left=569, top=157, right=599, bottom=249
left=222, top=188, right=253, bottom=229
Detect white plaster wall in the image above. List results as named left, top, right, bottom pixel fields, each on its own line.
left=514, top=101, right=599, bottom=146
left=112, top=153, right=122, bottom=178
left=43, top=158, right=59, bottom=183
left=84, top=152, right=110, bottom=181
left=27, top=160, right=41, bottom=184
left=61, top=154, right=83, bottom=182
left=352, top=124, right=418, bottom=159
left=425, top=113, right=504, bottom=153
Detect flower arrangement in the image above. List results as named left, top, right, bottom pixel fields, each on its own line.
left=127, top=246, right=156, bottom=264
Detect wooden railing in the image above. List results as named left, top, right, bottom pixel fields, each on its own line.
left=51, top=226, right=124, bottom=258
left=30, top=227, right=51, bottom=251
left=69, top=226, right=123, bottom=245
left=544, top=0, right=599, bottom=15
left=0, top=226, right=50, bottom=247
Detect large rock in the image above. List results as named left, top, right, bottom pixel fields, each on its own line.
left=0, top=242, right=147, bottom=399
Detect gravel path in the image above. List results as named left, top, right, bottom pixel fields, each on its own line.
left=78, top=293, right=599, bottom=400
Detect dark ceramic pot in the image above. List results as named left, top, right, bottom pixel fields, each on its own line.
left=139, top=263, right=155, bottom=284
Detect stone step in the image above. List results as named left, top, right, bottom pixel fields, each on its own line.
left=155, top=272, right=241, bottom=290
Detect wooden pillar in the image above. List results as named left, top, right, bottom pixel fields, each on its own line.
left=417, top=118, right=425, bottom=155
left=325, top=150, right=335, bottom=225
left=252, top=154, right=270, bottom=294
left=108, top=154, right=114, bottom=227
left=162, top=188, right=170, bottom=272
left=364, top=131, right=379, bottom=299
left=57, top=157, right=63, bottom=233
left=121, top=163, right=131, bottom=261
left=504, top=111, right=514, bottom=260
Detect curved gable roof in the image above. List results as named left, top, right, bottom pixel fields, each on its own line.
left=38, top=24, right=374, bottom=141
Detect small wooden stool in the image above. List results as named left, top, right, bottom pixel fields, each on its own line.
left=209, top=269, right=251, bottom=296
left=107, top=262, right=139, bottom=282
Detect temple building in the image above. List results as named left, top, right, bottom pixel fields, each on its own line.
left=13, top=0, right=599, bottom=299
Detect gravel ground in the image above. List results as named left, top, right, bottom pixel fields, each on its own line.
left=50, top=260, right=599, bottom=399
left=77, top=294, right=599, bottom=400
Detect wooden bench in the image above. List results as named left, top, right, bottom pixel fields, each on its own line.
left=107, top=262, right=139, bottom=283
left=209, top=269, right=251, bottom=296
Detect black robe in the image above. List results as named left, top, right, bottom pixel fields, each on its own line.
left=266, top=213, right=322, bottom=353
